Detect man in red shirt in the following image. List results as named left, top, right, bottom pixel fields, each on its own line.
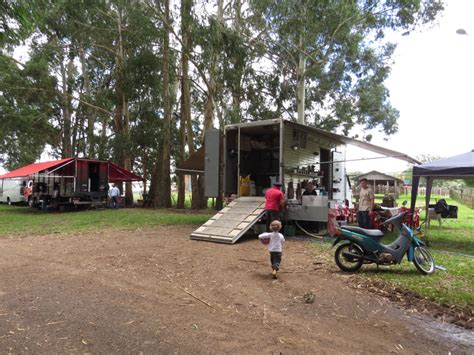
left=265, top=182, right=285, bottom=231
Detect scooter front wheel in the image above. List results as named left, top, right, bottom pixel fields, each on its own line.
left=413, top=246, right=435, bottom=275
left=335, top=243, right=364, bottom=272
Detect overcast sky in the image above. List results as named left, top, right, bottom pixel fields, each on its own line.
left=346, top=0, right=474, bottom=174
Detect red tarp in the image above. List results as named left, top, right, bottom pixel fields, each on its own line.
left=109, top=162, right=143, bottom=182
left=0, top=158, right=74, bottom=179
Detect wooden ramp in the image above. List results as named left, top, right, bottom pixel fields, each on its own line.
left=190, top=197, right=266, bottom=244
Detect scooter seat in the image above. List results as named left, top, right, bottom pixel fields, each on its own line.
left=341, top=226, right=384, bottom=239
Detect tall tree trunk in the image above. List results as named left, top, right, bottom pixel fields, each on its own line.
left=60, top=50, right=73, bottom=158
left=123, top=96, right=133, bottom=206
left=71, top=114, right=84, bottom=157
left=197, top=0, right=224, bottom=210
left=158, top=0, right=172, bottom=208
left=180, top=0, right=198, bottom=209
left=151, top=144, right=163, bottom=207
left=296, top=5, right=306, bottom=125
left=79, top=42, right=95, bottom=158
left=111, top=7, right=133, bottom=206
left=187, top=117, right=199, bottom=210
left=296, top=46, right=306, bottom=124
left=148, top=161, right=158, bottom=206
left=177, top=95, right=186, bottom=208
left=177, top=0, right=193, bottom=209
left=186, top=109, right=199, bottom=210
left=231, top=0, right=242, bottom=124
left=98, top=117, right=108, bottom=160
left=71, top=115, right=78, bottom=156
left=142, top=150, right=147, bottom=197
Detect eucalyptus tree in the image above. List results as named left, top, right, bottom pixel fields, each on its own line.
left=178, top=0, right=264, bottom=207
left=177, top=0, right=193, bottom=209
left=157, top=0, right=173, bottom=208
left=0, top=51, right=58, bottom=170
left=1, top=0, right=164, bottom=205
left=0, top=0, right=34, bottom=46
left=251, top=0, right=443, bottom=137
left=85, top=0, right=164, bottom=205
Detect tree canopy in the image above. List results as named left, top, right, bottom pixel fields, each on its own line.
left=0, top=0, right=444, bottom=206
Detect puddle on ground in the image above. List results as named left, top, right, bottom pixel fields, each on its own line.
left=410, top=313, right=474, bottom=349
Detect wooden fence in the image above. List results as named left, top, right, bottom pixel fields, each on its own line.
left=352, top=186, right=453, bottom=200
left=416, top=187, right=451, bottom=197
left=450, top=188, right=474, bottom=209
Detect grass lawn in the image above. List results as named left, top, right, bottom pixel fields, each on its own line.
left=0, top=204, right=212, bottom=237
left=322, top=193, right=474, bottom=311
left=1, top=196, right=472, bottom=312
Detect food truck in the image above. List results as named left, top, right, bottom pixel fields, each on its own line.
left=182, top=118, right=418, bottom=244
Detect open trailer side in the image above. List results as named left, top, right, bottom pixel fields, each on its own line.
left=186, top=118, right=420, bottom=243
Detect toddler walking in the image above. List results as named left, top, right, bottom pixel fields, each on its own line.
left=259, top=220, right=285, bottom=278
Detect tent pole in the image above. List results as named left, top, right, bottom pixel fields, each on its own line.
left=409, top=174, right=420, bottom=225
left=237, top=126, right=241, bottom=196
left=425, top=177, right=433, bottom=232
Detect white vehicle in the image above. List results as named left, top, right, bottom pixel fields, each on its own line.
left=0, top=178, right=27, bottom=204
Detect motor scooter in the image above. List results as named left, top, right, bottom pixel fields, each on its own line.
left=332, top=212, right=435, bottom=275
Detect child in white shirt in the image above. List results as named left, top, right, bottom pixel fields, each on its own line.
left=259, top=220, right=285, bottom=278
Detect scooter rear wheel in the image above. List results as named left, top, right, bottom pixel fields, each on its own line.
left=413, top=246, right=435, bottom=275
left=335, top=243, right=364, bottom=272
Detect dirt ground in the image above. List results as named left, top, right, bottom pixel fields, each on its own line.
left=0, top=225, right=472, bottom=354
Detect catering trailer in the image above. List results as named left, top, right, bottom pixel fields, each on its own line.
left=182, top=118, right=419, bottom=244
left=0, top=158, right=142, bottom=210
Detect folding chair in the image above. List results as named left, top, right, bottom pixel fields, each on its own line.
left=427, top=199, right=457, bottom=227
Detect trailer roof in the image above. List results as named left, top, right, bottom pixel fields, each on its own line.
left=286, top=121, right=420, bottom=165
left=0, top=158, right=74, bottom=179
left=0, top=158, right=143, bottom=182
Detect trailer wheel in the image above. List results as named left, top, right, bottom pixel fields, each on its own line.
left=7, top=197, right=11, bottom=205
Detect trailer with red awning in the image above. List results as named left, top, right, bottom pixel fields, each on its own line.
left=0, top=158, right=142, bottom=209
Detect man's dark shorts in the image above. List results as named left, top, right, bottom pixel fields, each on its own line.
left=265, top=210, right=281, bottom=231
